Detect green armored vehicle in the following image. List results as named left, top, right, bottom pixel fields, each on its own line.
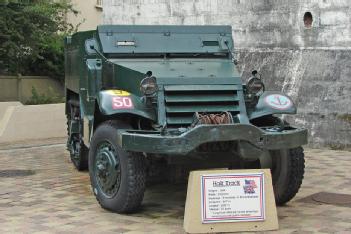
left=65, top=25, right=307, bottom=213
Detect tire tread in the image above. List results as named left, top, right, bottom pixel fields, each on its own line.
left=92, top=120, right=146, bottom=213
left=276, top=147, right=305, bottom=205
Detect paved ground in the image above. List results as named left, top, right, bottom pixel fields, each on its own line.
left=0, top=141, right=350, bottom=234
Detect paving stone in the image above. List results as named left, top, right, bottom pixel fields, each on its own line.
left=0, top=144, right=350, bottom=233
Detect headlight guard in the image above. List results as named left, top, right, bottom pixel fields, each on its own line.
left=246, top=71, right=265, bottom=96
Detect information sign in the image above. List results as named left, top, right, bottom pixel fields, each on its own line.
left=201, top=172, right=265, bottom=223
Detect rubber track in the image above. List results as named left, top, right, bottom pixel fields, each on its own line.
left=66, top=115, right=88, bottom=171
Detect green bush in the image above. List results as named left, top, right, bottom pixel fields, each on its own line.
left=25, top=86, right=64, bottom=105
left=0, top=0, right=79, bottom=83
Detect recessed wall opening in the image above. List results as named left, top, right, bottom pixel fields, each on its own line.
left=303, top=12, right=313, bottom=28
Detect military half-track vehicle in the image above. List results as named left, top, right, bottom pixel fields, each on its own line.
left=65, top=25, right=307, bottom=213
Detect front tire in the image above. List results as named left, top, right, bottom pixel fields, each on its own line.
left=89, top=121, right=146, bottom=213
left=270, top=147, right=305, bottom=205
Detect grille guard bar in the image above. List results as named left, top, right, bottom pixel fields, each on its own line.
left=116, top=124, right=308, bottom=155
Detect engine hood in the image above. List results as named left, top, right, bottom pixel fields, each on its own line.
left=109, top=58, right=242, bottom=82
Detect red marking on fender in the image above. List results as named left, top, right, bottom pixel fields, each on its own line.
left=112, top=96, right=133, bottom=109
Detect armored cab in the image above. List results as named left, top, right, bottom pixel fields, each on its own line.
left=65, top=25, right=307, bottom=213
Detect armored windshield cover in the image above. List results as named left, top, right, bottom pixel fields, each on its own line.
left=97, top=25, right=233, bottom=54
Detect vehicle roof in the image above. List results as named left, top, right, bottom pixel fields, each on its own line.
left=96, top=25, right=234, bottom=54
left=97, top=25, right=232, bottom=33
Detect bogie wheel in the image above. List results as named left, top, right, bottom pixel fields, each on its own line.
left=66, top=115, right=88, bottom=171
left=89, top=121, right=146, bottom=213
left=270, top=147, right=305, bottom=205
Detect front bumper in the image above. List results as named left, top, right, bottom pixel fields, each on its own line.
left=117, top=124, right=308, bottom=155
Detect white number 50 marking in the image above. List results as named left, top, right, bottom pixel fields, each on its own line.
left=112, top=96, right=133, bottom=109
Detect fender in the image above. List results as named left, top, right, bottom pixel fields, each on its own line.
left=97, top=89, right=156, bottom=121
left=248, top=91, right=296, bottom=120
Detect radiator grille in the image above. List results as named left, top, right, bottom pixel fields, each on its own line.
left=164, top=85, right=240, bottom=127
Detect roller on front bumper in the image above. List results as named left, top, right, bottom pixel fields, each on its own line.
left=116, top=124, right=308, bottom=155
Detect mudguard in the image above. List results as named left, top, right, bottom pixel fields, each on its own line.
left=97, top=90, right=156, bottom=121
left=248, top=91, right=296, bottom=120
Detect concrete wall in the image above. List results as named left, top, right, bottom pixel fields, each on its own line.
left=0, top=78, right=18, bottom=101
left=236, top=49, right=351, bottom=149
left=0, top=76, right=64, bottom=104
left=103, top=0, right=351, bottom=149
left=67, top=0, right=102, bottom=31
left=0, top=103, right=66, bottom=144
left=103, top=0, right=351, bottom=49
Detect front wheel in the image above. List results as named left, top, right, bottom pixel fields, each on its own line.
left=270, top=147, right=305, bottom=205
left=89, top=121, right=146, bottom=213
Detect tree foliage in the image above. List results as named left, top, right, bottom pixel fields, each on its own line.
left=0, top=0, right=78, bottom=82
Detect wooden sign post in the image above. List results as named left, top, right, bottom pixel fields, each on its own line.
left=183, top=169, right=278, bottom=233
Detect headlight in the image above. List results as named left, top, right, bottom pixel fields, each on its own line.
left=246, top=72, right=265, bottom=96
left=140, top=76, right=157, bottom=96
